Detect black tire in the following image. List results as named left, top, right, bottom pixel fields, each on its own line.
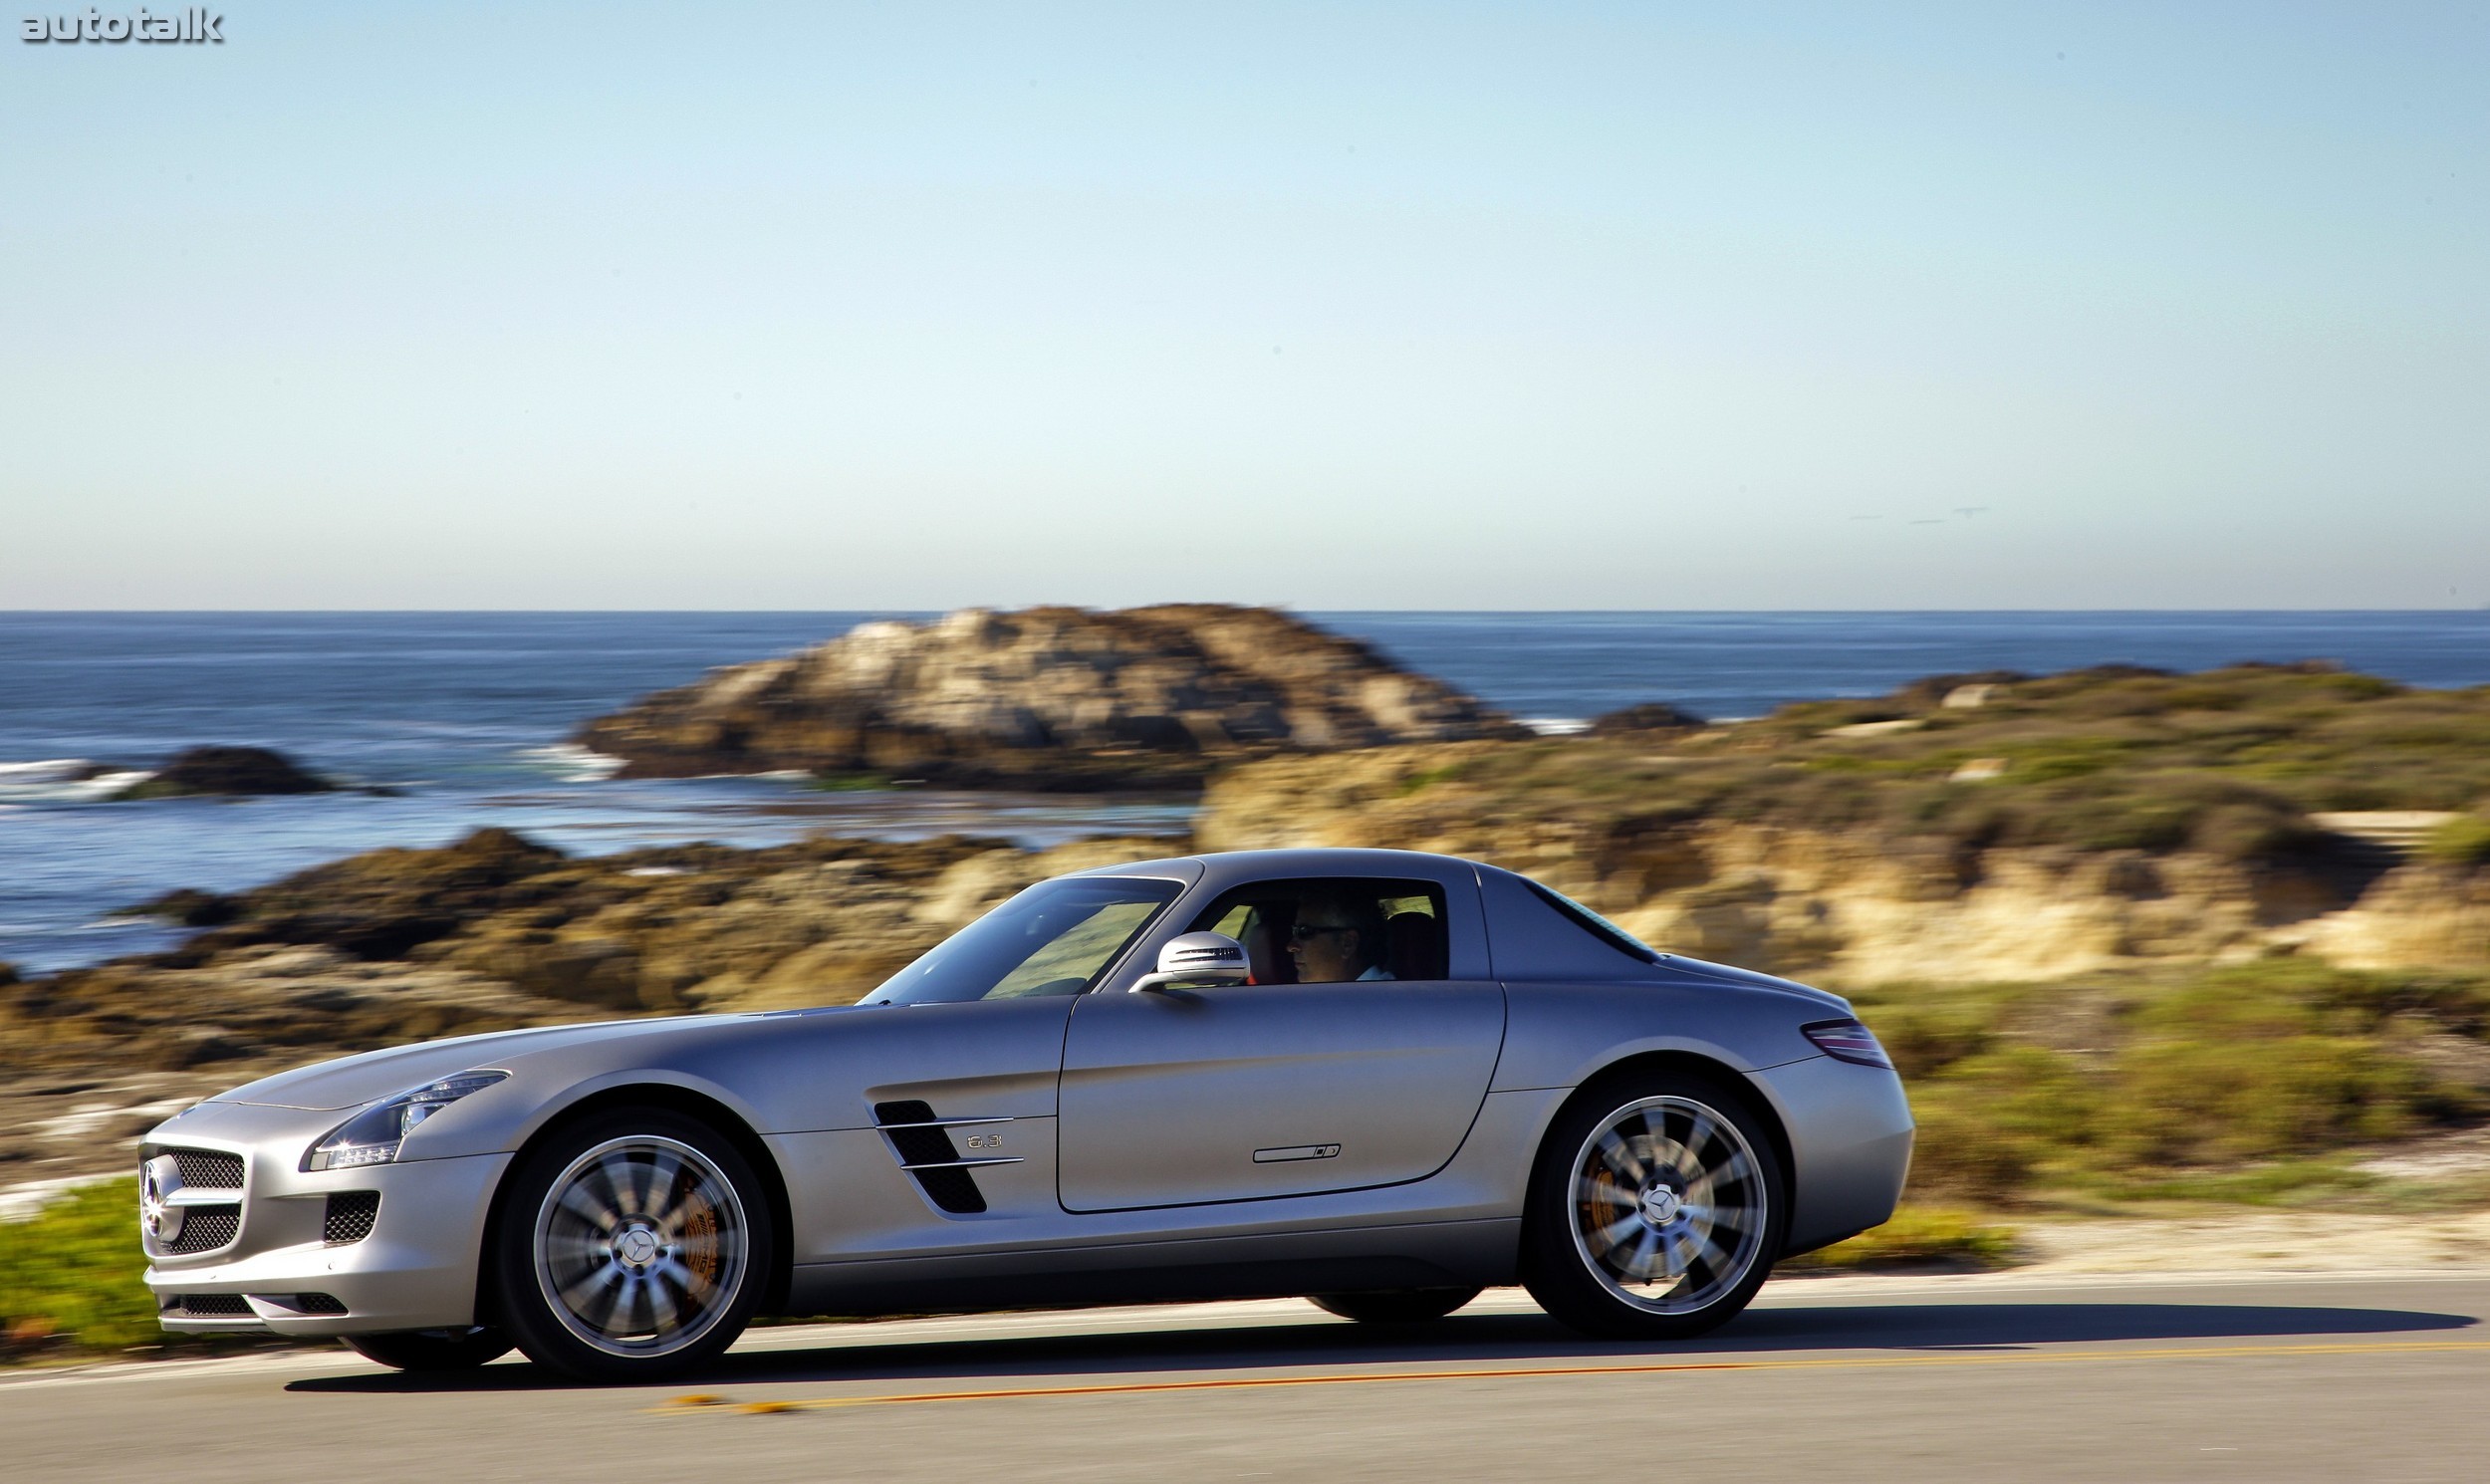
left=1309, top=1287, right=1483, bottom=1324
left=344, top=1326, right=513, bottom=1371
left=490, top=1109, right=775, bottom=1383
left=1521, top=1068, right=1786, bottom=1341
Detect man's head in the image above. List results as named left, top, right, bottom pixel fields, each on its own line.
left=1287, top=892, right=1381, bottom=983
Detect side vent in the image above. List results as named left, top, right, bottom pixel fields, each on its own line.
left=872, top=1100, right=989, bottom=1215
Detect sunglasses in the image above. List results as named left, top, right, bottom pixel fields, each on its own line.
left=1289, top=922, right=1355, bottom=941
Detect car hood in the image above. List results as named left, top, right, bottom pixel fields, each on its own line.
left=207, top=1013, right=768, bottom=1111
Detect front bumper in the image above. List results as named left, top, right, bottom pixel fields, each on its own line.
left=140, top=1102, right=510, bottom=1338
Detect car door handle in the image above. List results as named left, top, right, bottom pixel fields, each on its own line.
left=1253, top=1144, right=1342, bottom=1163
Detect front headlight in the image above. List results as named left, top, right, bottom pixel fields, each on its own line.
left=301, top=1071, right=507, bottom=1171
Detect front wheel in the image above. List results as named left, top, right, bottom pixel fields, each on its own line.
left=1521, top=1071, right=1786, bottom=1340
left=344, top=1326, right=512, bottom=1371
left=491, top=1110, right=775, bottom=1382
left=1309, top=1287, right=1482, bottom=1324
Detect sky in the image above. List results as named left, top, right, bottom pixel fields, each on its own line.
left=1, top=1, right=2482, bottom=610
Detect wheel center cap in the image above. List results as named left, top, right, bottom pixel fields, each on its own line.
left=1639, top=1187, right=1683, bottom=1225
left=615, top=1226, right=661, bottom=1267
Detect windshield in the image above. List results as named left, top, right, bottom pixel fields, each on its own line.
left=861, top=876, right=1184, bottom=1005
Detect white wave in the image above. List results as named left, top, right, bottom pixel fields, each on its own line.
left=0, top=759, right=154, bottom=801
left=1520, top=717, right=1591, bottom=736
left=521, top=744, right=626, bottom=782
left=0, top=759, right=97, bottom=784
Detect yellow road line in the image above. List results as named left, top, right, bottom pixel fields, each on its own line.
left=657, top=1339, right=2490, bottom=1416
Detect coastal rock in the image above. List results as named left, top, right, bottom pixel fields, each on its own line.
left=575, top=605, right=1529, bottom=789
left=113, top=745, right=335, bottom=800
left=1587, top=702, right=1708, bottom=737
left=130, top=888, right=240, bottom=927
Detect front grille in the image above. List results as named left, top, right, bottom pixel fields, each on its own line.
left=168, top=1148, right=245, bottom=1191
left=166, top=1205, right=240, bottom=1254
left=165, top=1293, right=252, bottom=1318
left=323, top=1191, right=379, bottom=1245
left=874, top=1100, right=988, bottom=1214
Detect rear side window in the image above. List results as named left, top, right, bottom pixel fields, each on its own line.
left=1189, top=876, right=1451, bottom=984
left=1521, top=880, right=1664, bottom=965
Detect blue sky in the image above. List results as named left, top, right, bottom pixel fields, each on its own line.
left=2, top=2, right=2481, bottom=608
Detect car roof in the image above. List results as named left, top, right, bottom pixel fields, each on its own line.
left=1073, top=847, right=1493, bottom=888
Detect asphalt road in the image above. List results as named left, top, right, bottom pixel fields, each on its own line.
left=8, top=1273, right=2488, bottom=1483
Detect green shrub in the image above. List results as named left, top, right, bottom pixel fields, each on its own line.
left=2105, top=1035, right=2431, bottom=1164
left=2423, top=814, right=2490, bottom=868
left=1862, top=961, right=2490, bottom=1208
left=1786, top=1204, right=2018, bottom=1270
left=1903, top=1046, right=2104, bottom=1205
left=2103, top=1158, right=2374, bottom=1206
left=1856, top=1004, right=1995, bottom=1079
left=0, top=1179, right=164, bottom=1358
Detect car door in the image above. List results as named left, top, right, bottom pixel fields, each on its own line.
left=1055, top=868, right=1506, bottom=1212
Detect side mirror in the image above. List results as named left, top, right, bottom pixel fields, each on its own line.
left=1128, top=931, right=1252, bottom=992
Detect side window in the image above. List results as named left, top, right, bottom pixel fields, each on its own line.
left=1187, top=877, right=1451, bottom=985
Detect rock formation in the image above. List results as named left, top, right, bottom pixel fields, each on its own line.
left=113, top=745, right=336, bottom=800
left=575, top=605, right=1529, bottom=789
left=1587, top=701, right=1708, bottom=737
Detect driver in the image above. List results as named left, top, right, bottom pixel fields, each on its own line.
left=1287, top=893, right=1393, bottom=983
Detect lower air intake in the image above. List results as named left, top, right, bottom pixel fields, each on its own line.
left=166, top=1293, right=252, bottom=1318
left=324, top=1191, right=379, bottom=1245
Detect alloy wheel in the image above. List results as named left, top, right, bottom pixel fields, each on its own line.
left=1565, top=1095, right=1768, bottom=1316
left=532, top=1134, right=749, bottom=1359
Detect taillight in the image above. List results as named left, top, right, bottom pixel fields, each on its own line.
left=1802, top=1018, right=1892, bottom=1069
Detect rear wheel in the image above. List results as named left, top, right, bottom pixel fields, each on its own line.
left=1521, top=1071, right=1785, bottom=1340
left=344, top=1326, right=512, bottom=1371
left=491, top=1110, right=774, bottom=1382
left=1309, top=1287, right=1482, bottom=1324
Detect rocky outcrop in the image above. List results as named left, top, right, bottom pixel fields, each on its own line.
left=1588, top=702, right=1708, bottom=737
left=575, top=605, right=1528, bottom=789
left=113, top=746, right=335, bottom=800
left=10, top=828, right=1184, bottom=1084
left=1195, top=746, right=2490, bottom=986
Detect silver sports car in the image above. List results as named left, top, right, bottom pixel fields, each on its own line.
left=138, top=848, right=1912, bottom=1380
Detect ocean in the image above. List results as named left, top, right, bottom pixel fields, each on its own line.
left=4, top=610, right=2486, bottom=974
